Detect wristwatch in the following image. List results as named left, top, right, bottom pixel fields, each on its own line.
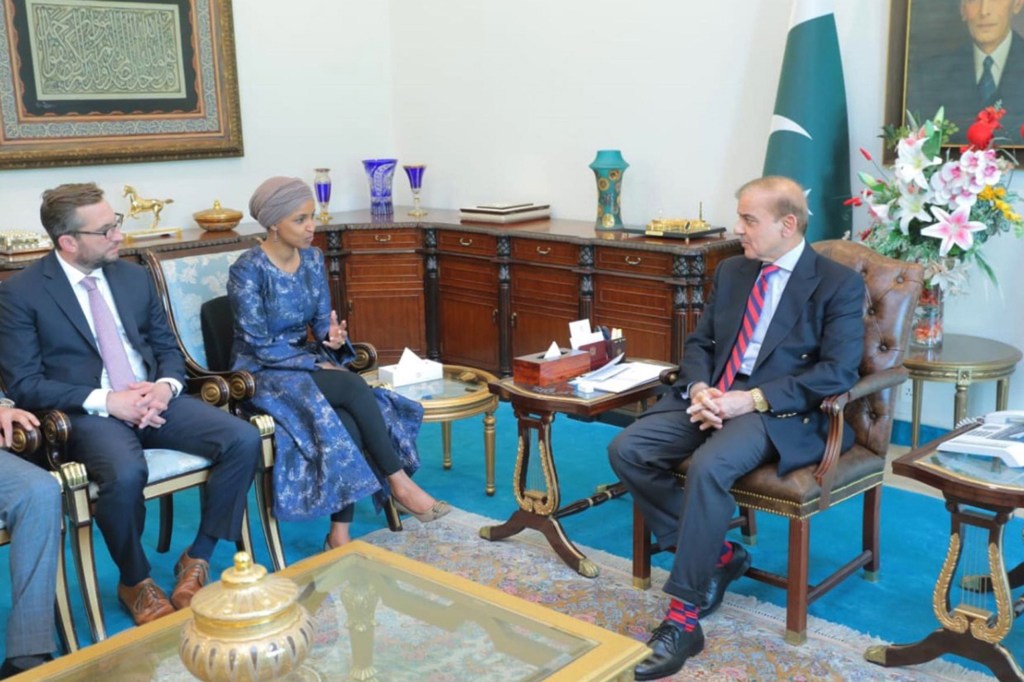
left=749, top=388, right=770, bottom=413
left=0, top=398, right=14, bottom=409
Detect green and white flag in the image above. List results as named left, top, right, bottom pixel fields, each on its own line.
left=763, top=0, right=850, bottom=242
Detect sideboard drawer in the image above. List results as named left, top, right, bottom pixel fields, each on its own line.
left=437, top=230, right=497, bottom=257
left=343, top=229, right=422, bottom=250
left=511, top=238, right=578, bottom=266
left=595, top=247, right=673, bottom=276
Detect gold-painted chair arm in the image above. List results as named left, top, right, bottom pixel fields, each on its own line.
left=186, top=375, right=230, bottom=407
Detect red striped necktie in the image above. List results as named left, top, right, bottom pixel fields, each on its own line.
left=716, top=264, right=780, bottom=392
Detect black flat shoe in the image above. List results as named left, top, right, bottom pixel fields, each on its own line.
left=700, top=541, right=751, bottom=618
left=634, top=620, right=704, bottom=681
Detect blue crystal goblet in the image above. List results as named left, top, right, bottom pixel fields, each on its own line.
left=403, top=164, right=427, bottom=218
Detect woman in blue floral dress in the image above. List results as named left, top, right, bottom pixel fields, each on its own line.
left=228, top=177, right=450, bottom=548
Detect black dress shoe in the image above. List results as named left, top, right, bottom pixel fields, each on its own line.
left=634, top=620, right=704, bottom=680
left=700, top=542, right=751, bottom=618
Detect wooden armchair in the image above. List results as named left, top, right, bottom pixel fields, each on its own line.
left=631, top=240, right=924, bottom=644
left=143, top=243, right=398, bottom=575
left=1, top=411, right=79, bottom=653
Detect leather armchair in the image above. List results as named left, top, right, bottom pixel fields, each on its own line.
left=631, top=239, right=924, bottom=644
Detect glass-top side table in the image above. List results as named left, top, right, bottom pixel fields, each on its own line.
left=483, top=365, right=672, bottom=578
left=27, top=541, right=649, bottom=681
left=365, top=364, right=499, bottom=494
left=866, top=427, right=1024, bottom=680
left=904, top=333, right=1022, bottom=448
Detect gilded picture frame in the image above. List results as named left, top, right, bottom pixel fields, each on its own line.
left=887, top=0, right=1024, bottom=152
left=0, top=0, right=243, bottom=169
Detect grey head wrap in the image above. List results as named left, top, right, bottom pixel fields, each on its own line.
left=249, top=176, right=313, bottom=228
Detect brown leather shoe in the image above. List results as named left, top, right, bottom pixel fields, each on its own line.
left=117, top=578, right=175, bottom=626
left=171, top=550, right=210, bottom=610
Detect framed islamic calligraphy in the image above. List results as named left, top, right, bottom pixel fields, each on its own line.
left=0, top=0, right=243, bottom=169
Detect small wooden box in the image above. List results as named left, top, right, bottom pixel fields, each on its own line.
left=512, top=348, right=591, bottom=386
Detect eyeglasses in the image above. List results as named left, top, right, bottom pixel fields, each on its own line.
left=70, top=213, right=124, bottom=239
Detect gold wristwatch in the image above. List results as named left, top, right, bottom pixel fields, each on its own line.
left=750, top=388, right=770, bottom=413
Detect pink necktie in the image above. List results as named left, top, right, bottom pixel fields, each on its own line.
left=716, top=265, right=780, bottom=392
left=81, top=276, right=136, bottom=391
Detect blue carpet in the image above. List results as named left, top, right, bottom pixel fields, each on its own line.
left=0, top=402, right=1016, bottom=676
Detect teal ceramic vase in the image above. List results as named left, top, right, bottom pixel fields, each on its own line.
left=589, top=149, right=629, bottom=230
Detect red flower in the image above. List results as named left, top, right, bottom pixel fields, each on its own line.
left=843, top=196, right=863, bottom=207
left=859, top=148, right=872, bottom=161
left=966, top=121, right=997, bottom=149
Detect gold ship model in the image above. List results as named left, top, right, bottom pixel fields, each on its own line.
left=643, top=202, right=725, bottom=242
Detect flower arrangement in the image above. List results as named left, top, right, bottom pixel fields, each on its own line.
left=851, top=106, right=1024, bottom=296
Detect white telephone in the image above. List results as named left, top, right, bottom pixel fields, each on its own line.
left=940, top=410, right=1024, bottom=466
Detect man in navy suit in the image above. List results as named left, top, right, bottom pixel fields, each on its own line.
left=609, top=176, right=865, bottom=679
left=0, top=183, right=260, bottom=627
left=906, top=0, right=1024, bottom=143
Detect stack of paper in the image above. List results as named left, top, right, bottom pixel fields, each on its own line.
left=571, top=359, right=665, bottom=394
left=459, top=202, right=551, bottom=224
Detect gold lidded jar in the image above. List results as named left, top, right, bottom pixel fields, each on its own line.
left=193, top=200, right=243, bottom=231
left=180, top=552, right=314, bottom=682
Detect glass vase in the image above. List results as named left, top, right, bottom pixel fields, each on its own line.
left=313, top=168, right=332, bottom=224
left=403, top=164, right=427, bottom=218
left=589, top=149, right=629, bottom=230
left=362, top=159, right=398, bottom=216
left=911, top=281, right=944, bottom=349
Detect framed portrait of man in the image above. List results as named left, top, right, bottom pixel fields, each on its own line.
left=888, top=0, right=1024, bottom=149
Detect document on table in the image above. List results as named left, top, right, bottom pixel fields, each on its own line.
left=575, top=361, right=665, bottom=393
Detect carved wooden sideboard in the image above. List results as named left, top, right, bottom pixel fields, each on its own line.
left=1, top=210, right=742, bottom=376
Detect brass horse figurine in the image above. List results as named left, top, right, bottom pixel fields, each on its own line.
left=123, top=185, right=174, bottom=229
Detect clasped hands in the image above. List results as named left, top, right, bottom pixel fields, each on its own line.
left=317, top=310, right=350, bottom=372
left=107, top=381, right=174, bottom=429
left=686, top=382, right=755, bottom=431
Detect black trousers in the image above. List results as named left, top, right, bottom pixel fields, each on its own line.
left=67, top=395, right=261, bottom=586
left=312, top=369, right=402, bottom=522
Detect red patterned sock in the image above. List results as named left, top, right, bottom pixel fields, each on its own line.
left=716, top=541, right=734, bottom=568
left=666, top=597, right=699, bottom=632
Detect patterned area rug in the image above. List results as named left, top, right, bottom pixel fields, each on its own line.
left=362, top=508, right=994, bottom=681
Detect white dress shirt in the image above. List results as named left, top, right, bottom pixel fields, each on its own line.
left=974, top=31, right=1013, bottom=88
left=55, top=254, right=181, bottom=416
left=738, top=239, right=805, bottom=375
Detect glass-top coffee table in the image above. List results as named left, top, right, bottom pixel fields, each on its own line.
left=366, top=364, right=499, bottom=495
left=24, top=541, right=648, bottom=681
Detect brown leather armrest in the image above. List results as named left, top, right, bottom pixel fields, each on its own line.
left=812, top=367, right=908, bottom=509
left=660, top=368, right=679, bottom=385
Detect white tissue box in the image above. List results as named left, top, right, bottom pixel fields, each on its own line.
left=378, top=358, right=444, bottom=387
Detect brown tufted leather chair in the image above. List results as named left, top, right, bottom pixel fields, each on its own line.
left=631, top=239, right=924, bottom=644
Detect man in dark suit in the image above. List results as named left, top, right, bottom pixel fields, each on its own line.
left=0, top=183, right=261, bottom=627
left=906, top=0, right=1024, bottom=143
left=608, top=176, right=865, bottom=680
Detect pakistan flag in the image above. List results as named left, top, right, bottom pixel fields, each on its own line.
left=763, top=0, right=850, bottom=242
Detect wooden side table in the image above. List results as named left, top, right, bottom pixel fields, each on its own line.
left=481, top=367, right=670, bottom=577
left=904, top=334, right=1022, bottom=447
left=866, top=426, right=1024, bottom=680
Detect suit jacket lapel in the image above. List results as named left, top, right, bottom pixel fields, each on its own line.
left=41, top=253, right=98, bottom=352
left=754, top=247, right=821, bottom=372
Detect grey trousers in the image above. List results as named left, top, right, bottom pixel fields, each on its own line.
left=608, top=407, right=776, bottom=607
left=0, top=450, right=60, bottom=658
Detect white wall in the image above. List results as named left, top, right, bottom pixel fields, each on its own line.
left=1, top=0, right=1020, bottom=430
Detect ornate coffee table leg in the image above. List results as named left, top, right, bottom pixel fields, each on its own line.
left=483, top=406, right=496, bottom=496
left=479, top=408, right=599, bottom=578
left=441, top=421, right=453, bottom=470
left=866, top=501, right=1024, bottom=680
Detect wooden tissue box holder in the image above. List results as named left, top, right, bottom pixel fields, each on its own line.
left=579, top=337, right=628, bottom=370
left=512, top=348, right=591, bottom=386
